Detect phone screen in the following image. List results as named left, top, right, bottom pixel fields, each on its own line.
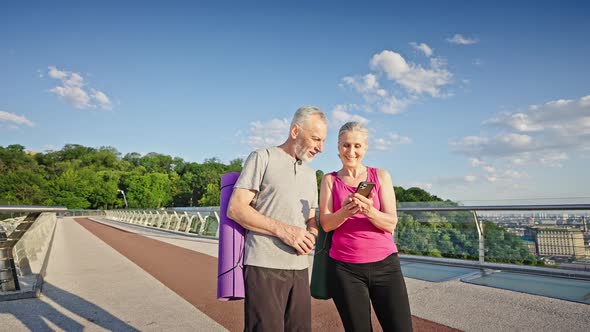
left=355, top=181, right=375, bottom=198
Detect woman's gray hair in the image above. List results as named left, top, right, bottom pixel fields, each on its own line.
left=291, top=106, right=327, bottom=127
left=338, top=121, right=369, bottom=142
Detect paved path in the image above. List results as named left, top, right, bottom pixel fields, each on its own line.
left=4, top=216, right=590, bottom=331
left=74, top=217, right=458, bottom=332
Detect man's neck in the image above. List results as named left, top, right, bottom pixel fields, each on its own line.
left=277, top=141, right=298, bottom=160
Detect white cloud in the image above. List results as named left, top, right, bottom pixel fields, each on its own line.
left=464, top=175, right=477, bottom=183
left=373, top=138, right=394, bottom=151
left=484, top=94, right=590, bottom=148
left=369, top=51, right=410, bottom=80
left=508, top=153, right=532, bottom=165
left=48, top=66, right=68, bottom=79
left=339, top=47, right=454, bottom=116
left=331, top=105, right=369, bottom=128
left=50, top=84, right=93, bottom=109
left=502, top=169, right=528, bottom=179
left=243, top=118, right=290, bottom=150
left=410, top=42, right=433, bottom=57
left=539, top=151, right=568, bottom=167
left=341, top=75, right=411, bottom=114
left=377, top=95, right=411, bottom=114
left=0, top=111, right=35, bottom=128
left=469, top=157, right=485, bottom=167
left=486, top=112, right=544, bottom=132
left=389, top=133, right=412, bottom=145
left=47, top=66, right=113, bottom=110
left=372, top=133, right=411, bottom=151
left=447, top=34, right=479, bottom=45
left=483, top=166, right=496, bottom=173
left=91, top=89, right=113, bottom=110
left=370, top=50, right=452, bottom=97
left=451, top=133, right=534, bottom=157
left=450, top=94, right=590, bottom=190
left=466, top=158, right=527, bottom=183
left=342, top=74, right=380, bottom=93
left=431, top=175, right=479, bottom=188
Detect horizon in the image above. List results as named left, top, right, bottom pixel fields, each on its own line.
left=1, top=1, right=589, bottom=203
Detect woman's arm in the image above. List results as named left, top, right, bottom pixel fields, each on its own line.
left=319, top=173, right=360, bottom=232
left=353, top=168, right=398, bottom=233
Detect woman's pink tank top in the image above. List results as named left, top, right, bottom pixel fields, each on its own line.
left=329, top=167, right=397, bottom=263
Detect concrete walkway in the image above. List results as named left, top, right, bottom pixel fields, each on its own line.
left=0, top=217, right=455, bottom=331
left=87, top=217, right=590, bottom=332
left=3, top=216, right=588, bottom=331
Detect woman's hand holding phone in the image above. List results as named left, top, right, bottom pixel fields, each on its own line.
left=341, top=196, right=361, bottom=217
left=353, top=181, right=375, bottom=215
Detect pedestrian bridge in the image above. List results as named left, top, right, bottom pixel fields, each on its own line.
left=1, top=207, right=589, bottom=331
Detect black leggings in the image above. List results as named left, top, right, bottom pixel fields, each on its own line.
left=330, top=253, right=413, bottom=332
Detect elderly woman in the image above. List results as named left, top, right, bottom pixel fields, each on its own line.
left=319, top=121, right=413, bottom=331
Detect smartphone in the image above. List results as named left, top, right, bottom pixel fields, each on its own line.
left=354, top=181, right=375, bottom=198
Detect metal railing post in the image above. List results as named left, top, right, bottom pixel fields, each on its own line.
left=473, top=211, right=485, bottom=264
left=214, top=211, right=220, bottom=238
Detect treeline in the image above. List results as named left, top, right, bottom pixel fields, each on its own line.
left=0, top=144, right=450, bottom=210
left=0, top=144, right=242, bottom=209
left=1, top=143, right=539, bottom=265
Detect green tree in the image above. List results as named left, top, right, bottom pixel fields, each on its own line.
left=198, top=183, right=221, bottom=206
left=123, top=173, right=172, bottom=208
left=47, top=166, right=94, bottom=209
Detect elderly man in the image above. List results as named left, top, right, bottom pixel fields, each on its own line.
left=228, top=106, right=328, bottom=331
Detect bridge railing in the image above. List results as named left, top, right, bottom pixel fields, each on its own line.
left=0, top=205, right=67, bottom=297
left=105, top=207, right=220, bottom=237
left=104, top=203, right=590, bottom=273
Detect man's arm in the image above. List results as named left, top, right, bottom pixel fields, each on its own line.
left=227, top=187, right=315, bottom=255
left=306, top=208, right=319, bottom=240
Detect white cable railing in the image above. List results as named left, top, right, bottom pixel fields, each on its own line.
left=104, top=207, right=220, bottom=237
left=103, top=204, right=590, bottom=274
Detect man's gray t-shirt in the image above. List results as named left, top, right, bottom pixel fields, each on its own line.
left=234, top=146, right=318, bottom=270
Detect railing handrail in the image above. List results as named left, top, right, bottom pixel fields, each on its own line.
left=0, top=205, right=68, bottom=213
left=397, top=203, right=590, bottom=212
left=108, top=203, right=590, bottom=213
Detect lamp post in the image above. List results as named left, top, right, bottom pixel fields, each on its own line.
left=118, top=189, right=128, bottom=209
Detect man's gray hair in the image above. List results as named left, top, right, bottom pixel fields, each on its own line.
left=338, top=121, right=369, bottom=142
left=291, top=106, right=327, bottom=128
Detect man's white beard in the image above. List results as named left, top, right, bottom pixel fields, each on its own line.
left=294, top=140, right=312, bottom=162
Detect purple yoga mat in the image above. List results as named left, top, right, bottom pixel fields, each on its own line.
left=217, top=172, right=245, bottom=301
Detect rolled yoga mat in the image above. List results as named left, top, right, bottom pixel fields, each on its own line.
left=217, top=172, right=245, bottom=301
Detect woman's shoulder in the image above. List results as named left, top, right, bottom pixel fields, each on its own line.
left=322, top=171, right=338, bottom=182
left=368, top=167, right=392, bottom=182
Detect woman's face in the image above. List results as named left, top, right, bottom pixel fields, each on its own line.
left=338, top=130, right=368, bottom=168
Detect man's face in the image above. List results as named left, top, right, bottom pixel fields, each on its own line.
left=294, top=115, right=327, bottom=162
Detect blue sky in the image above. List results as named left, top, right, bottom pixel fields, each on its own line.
left=1, top=1, right=589, bottom=203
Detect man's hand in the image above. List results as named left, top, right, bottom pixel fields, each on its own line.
left=277, top=224, right=316, bottom=255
